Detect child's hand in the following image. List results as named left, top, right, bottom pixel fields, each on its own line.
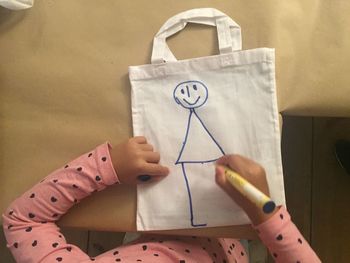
left=110, top=136, right=169, bottom=184
left=215, top=154, right=277, bottom=225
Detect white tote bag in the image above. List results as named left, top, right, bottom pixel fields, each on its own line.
left=129, top=8, right=285, bottom=231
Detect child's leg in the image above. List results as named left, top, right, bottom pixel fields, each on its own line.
left=180, top=163, right=207, bottom=227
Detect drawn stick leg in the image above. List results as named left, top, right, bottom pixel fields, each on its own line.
left=180, top=163, right=207, bottom=227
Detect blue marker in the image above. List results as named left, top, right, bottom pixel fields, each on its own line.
left=137, top=175, right=151, bottom=182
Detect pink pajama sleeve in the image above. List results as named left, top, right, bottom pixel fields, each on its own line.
left=2, top=142, right=119, bottom=263
left=254, top=206, right=321, bottom=262
left=2, top=141, right=321, bottom=263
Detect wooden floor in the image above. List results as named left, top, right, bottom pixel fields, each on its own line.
left=1, top=117, right=350, bottom=262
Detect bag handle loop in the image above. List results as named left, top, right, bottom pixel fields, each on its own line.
left=151, top=8, right=242, bottom=64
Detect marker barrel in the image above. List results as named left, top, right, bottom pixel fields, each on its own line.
left=223, top=167, right=276, bottom=214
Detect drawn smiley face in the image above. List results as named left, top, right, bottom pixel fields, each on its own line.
left=173, top=81, right=208, bottom=109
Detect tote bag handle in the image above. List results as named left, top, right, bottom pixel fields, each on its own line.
left=151, top=8, right=242, bottom=64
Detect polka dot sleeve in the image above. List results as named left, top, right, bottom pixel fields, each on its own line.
left=2, top=142, right=120, bottom=263
left=253, top=206, right=321, bottom=263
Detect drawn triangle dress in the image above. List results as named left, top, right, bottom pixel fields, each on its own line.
left=176, top=109, right=225, bottom=164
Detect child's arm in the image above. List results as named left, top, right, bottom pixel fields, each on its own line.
left=215, top=155, right=321, bottom=263
left=2, top=137, right=168, bottom=263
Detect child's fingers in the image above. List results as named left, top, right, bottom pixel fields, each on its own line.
left=216, top=154, right=250, bottom=175
left=216, top=154, right=245, bottom=168
left=143, top=152, right=160, bottom=163
left=215, top=165, right=226, bottom=186
left=143, top=163, right=169, bottom=176
left=215, top=165, right=231, bottom=190
left=216, top=156, right=270, bottom=199
left=134, top=136, right=147, bottom=144
left=215, top=165, right=240, bottom=199
left=140, top=144, right=154, bottom=151
left=216, top=155, right=231, bottom=166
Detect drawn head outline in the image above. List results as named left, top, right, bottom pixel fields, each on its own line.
left=173, top=80, right=208, bottom=109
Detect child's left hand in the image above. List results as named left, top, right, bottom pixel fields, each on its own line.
left=109, top=136, right=169, bottom=184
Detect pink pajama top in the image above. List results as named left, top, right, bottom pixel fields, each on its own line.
left=2, top=143, right=321, bottom=263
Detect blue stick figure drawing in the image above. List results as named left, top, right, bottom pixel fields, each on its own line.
left=173, top=80, right=225, bottom=227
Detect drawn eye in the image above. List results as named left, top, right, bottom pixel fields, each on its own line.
left=193, top=85, right=197, bottom=90
left=181, top=89, right=185, bottom=94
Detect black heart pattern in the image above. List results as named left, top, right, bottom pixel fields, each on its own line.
left=95, top=175, right=101, bottom=181
left=51, top=197, right=58, bottom=202
left=26, top=227, right=32, bottom=232
left=30, top=193, right=35, bottom=198
left=32, top=240, right=37, bottom=247
left=52, top=242, right=59, bottom=248
left=29, top=213, right=35, bottom=219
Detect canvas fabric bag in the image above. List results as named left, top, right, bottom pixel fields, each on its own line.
left=129, top=8, right=285, bottom=231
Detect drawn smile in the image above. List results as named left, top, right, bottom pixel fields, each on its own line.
left=183, top=96, right=200, bottom=105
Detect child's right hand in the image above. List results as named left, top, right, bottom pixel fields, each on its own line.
left=215, top=154, right=277, bottom=225
left=109, top=136, right=169, bottom=184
